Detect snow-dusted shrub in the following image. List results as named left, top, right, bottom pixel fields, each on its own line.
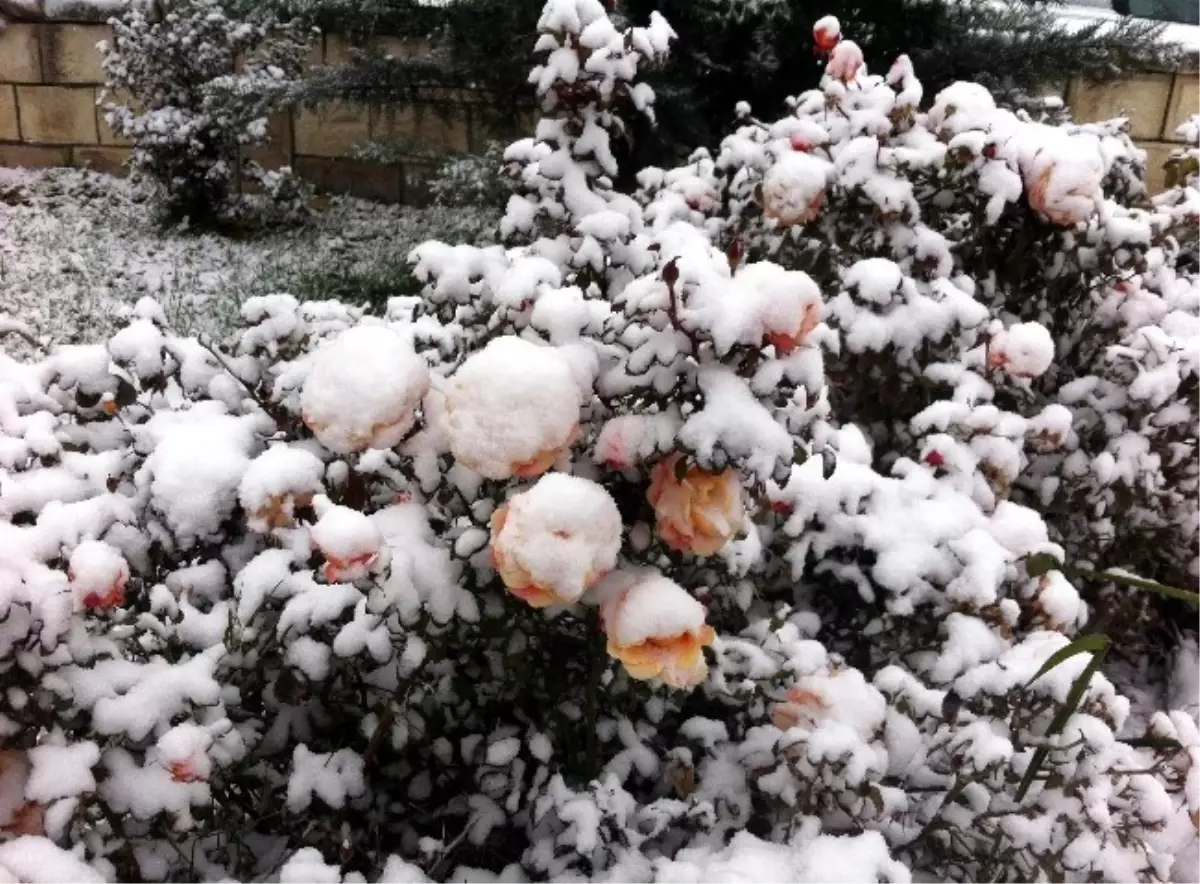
left=0, top=2, right=1196, bottom=882
left=428, top=140, right=518, bottom=212
left=101, top=0, right=313, bottom=226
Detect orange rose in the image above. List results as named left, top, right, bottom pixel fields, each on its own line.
left=601, top=573, right=716, bottom=688
left=772, top=686, right=830, bottom=730
left=489, top=475, right=622, bottom=608
left=310, top=506, right=383, bottom=584
left=648, top=455, right=744, bottom=556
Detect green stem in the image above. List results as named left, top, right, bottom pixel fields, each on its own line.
left=585, top=608, right=602, bottom=782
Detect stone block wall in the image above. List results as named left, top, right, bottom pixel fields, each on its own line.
left=1066, top=70, right=1197, bottom=192
left=0, top=23, right=520, bottom=202
left=0, top=20, right=1195, bottom=200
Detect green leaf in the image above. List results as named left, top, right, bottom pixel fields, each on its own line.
left=674, top=457, right=690, bottom=481
left=1016, top=642, right=1109, bottom=801
left=1024, top=552, right=1062, bottom=578
left=793, top=442, right=809, bottom=466
left=821, top=448, right=837, bottom=480
left=1022, top=634, right=1110, bottom=691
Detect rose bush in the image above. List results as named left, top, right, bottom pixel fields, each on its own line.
left=0, top=1, right=1196, bottom=882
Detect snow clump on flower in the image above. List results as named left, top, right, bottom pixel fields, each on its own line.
left=600, top=571, right=716, bottom=687
left=490, top=474, right=622, bottom=607
left=301, top=325, right=430, bottom=454
left=435, top=336, right=581, bottom=480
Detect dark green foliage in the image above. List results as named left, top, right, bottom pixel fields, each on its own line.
left=245, top=0, right=1184, bottom=175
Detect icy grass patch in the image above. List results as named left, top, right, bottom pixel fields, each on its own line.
left=0, top=168, right=498, bottom=357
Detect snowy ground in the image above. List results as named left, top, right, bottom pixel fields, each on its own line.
left=0, top=168, right=495, bottom=357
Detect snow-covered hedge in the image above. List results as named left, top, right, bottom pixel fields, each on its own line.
left=1, top=1, right=1197, bottom=881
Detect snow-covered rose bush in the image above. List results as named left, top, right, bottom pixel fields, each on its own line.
left=0, top=2, right=1196, bottom=882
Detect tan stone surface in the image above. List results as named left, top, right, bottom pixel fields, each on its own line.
left=40, top=24, right=108, bottom=85
left=323, top=34, right=365, bottom=67
left=294, top=155, right=402, bottom=202
left=0, top=24, right=42, bottom=83
left=371, top=102, right=469, bottom=155
left=370, top=36, right=432, bottom=60
left=17, top=86, right=99, bottom=144
left=302, top=36, right=325, bottom=68
left=72, top=145, right=131, bottom=176
left=0, top=143, right=71, bottom=169
left=0, top=86, right=19, bottom=141
left=1067, top=74, right=1173, bottom=140
left=1164, top=74, right=1198, bottom=142
left=96, top=87, right=135, bottom=146
left=294, top=102, right=370, bottom=157
left=1140, top=141, right=1174, bottom=195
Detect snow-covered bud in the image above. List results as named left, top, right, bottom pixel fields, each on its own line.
left=987, top=322, right=1055, bottom=379
left=762, top=152, right=830, bottom=227
left=438, top=337, right=581, bottom=480
left=300, top=325, right=430, bottom=455
left=489, top=474, right=622, bottom=608
left=157, top=724, right=214, bottom=785
left=238, top=446, right=325, bottom=531
left=311, top=505, right=383, bottom=583
left=648, top=455, right=744, bottom=556
left=771, top=670, right=886, bottom=738
left=69, top=540, right=129, bottom=611
left=1022, top=138, right=1103, bottom=227
left=600, top=572, right=715, bottom=688
left=825, top=40, right=863, bottom=84
left=812, top=15, right=841, bottom=54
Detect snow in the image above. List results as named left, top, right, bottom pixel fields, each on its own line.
left=67, top=539, right=129, bottom=610
left=600, top=571, right=707, bottom=648
left=287, top=744, right=366, bottom=813
left=435, top=336, right=581, bottom=480
left=989, top=322, right=1055, bottom=378
left=311, top=503, right=384, bottom=583
left=25, top=742, right=100, bottom=803
left=135, top=404, right=261, bottom=547
left=0, top=837, right=105, bottom=884
left=490, top=474, right=622, bottom=606
left=238, top=445, right=325, bottom=531
left=301, top=325, right=430, bottom=455
left=760, top=153, right=831, bottom=227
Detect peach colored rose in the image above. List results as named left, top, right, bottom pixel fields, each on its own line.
left=772, top=686, right=830, bottom=730
left=507, top=424, right=580, bottom=479
left=825, top=40, right=863, bottom=84
left=489, top=475, right=622, bottom=608
left=310, top=506, right=383, bottom=584
left=766, top=301, right=822, bottom=355
left=600, top=573, right=716, bottom=688
left=761, top=152, right=829, bottom=228
left=648, top=455, right=744, bottom=557
left=1023, top=143, right=1102, bottom=228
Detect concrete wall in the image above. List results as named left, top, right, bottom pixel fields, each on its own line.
left=0, top=23, right=523, bottom=202
left=0, top=21, right=1195, bottom=200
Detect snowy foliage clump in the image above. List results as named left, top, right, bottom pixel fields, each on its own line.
left=0, top=1, right=1197, bottom=881
left=100, top=0, right=313, bottom=226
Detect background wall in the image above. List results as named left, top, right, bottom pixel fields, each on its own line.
left=0, top=21, right=1195, bottom=201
